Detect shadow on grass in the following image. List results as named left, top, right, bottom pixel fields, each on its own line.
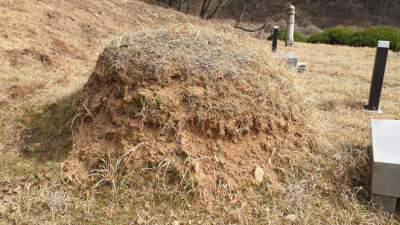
left=345, top=144, right=373, bottom=203
left=346, top=144, right=400, bottom=217
left=18, top=91, right=83, bottom=162
left=318, top=100, right=365, bottom=111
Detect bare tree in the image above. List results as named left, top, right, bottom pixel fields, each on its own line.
left=200, top=0, right=226, bottom=19
left=231, top=0, right=287, bottom=32
left=186, top=0, right=191, bottom=13
left=229, top=0, right=321, bottom=33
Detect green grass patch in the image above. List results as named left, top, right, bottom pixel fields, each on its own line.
left=19, top=94, right=80, bottom=161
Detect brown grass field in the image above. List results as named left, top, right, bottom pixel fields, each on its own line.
left=1, top=0, right=400, bottom=224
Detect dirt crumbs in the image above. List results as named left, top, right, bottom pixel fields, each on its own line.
left=6, top=48, right=54, bottom=67
left=67, top=24, right=313, bottom=198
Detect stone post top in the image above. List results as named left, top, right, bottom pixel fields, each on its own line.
left=378, top=41, right=390, bottom=48
left=287, top=5, right=295, bottom=15
left=274, top=26, right=279, bottom=29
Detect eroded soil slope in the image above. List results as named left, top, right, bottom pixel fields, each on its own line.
left=67, top=25, right=313, bottom=197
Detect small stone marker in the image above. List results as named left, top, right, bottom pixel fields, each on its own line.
left=286, top=5, right=295, bottom=47
left=297, top=62, right=307, bottom=73
left=254, top=166, right=264, bottom=185
left=273, top=52, right=298, bottom=67
left=136, top=215, right=145, bottom=225
left=371, top=119, right=400, bottom=212
left=272, top=26, right=279, bottom=52
left=284, top=214, right=298, bottom=224
left=365, top=41, right=390, bottom=112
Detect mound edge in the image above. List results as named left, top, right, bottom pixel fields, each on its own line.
left=67, top=24, right=312, bottom=196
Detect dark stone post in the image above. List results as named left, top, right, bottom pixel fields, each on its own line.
left=272, top=26, right=279, bottom=52
left=365, top=41, right=390, bottom=111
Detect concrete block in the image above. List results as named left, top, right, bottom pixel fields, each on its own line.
left=297, top=62, right=307, bottom=73
left=372, top=193, right=397, bottom=213
left=371, top=119, right=400, bottom=212
left=273, top=52, right=298, bottom=67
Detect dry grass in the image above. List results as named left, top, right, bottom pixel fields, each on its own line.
left=0, top=0, right=400, bottom=224
left=290, top=41, right=400, bottom=223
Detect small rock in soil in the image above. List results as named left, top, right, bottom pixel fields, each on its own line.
left=254, top=166, right=264, bottom=185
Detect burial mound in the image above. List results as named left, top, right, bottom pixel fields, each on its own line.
left=67, top=24, right=312, bottom=195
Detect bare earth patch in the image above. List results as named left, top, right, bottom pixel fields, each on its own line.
left=66, top=25, right=312, bottom=202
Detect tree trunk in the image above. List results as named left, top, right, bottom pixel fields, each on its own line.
left=202, top=0, right=213, bottom=19
left=186, top=0, right=191, bottom=14
left=206, top=0, right=224, bottom=19
left=200, top=0, right=210, bottom=19
left=178, top=0, right=183, bottom=11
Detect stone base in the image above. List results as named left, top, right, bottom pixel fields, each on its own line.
left=273, top=52, right=298, bottom=67
left=286, top=41, right=294, bottom=47
left=297, top=62, right=307, bottom=73
left=371, top=119, right=400, bottom=197
left=363, top=104, right=382, bottom=113
left=372, top=193, right=397, bottom=213
left=370, top=119, right=400, bottom=213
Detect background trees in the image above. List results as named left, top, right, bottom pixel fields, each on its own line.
left=158, top=0, right=400, bottom=30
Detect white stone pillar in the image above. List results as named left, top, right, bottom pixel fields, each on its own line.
left=286, top=5, right=295, bottom=47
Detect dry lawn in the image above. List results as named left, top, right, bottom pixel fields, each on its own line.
left=0, top=0, right=400, bottom=224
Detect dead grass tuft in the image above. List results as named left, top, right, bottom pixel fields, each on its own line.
left=8, top=82, right=46, bottom=99
left=6, top=48, right=54, bottom=67
left=53, top=39, right=70, bottom=54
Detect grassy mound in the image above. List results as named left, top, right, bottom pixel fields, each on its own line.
left=68, top=24, right=312, bottom=197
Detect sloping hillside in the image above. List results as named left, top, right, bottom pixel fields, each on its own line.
left=0, top=0, right=233, bottom=145
left=1, top=0, right=186, bottom=51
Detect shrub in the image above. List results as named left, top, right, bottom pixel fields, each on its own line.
left=350, top=26, right=400, bottom=52
left=267, top=28, right=308, bottom=43
left=307, top=25, right=400, bottom=52
left=307, top=27, right=355, bottom=45
left=307, top=32, right=329, bottom=44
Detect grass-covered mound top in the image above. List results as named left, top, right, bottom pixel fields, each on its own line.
left=68, top=24, right=312, bottom=196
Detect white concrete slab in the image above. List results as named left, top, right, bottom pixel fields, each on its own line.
left=371, top=119, right=400, bottom=164
left=273, top=52, right=298, bottom=67
left=371, top=119, right=400, bottom=201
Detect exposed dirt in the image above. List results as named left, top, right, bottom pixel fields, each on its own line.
left=66, top=25, right=313, bottom=198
